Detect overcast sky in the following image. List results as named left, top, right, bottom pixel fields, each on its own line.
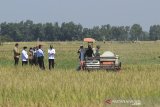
left=0, top=0, right=160, bottom=31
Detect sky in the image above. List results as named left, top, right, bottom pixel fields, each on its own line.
left=0, top=0, right=160, bottom=31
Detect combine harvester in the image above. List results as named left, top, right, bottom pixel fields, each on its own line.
left=82, top=38, right=121, bottom=71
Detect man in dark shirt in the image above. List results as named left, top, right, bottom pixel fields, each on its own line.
left=85, top=45, right=94, bottom=57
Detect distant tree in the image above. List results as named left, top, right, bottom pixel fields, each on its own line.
left=75, top=24, right=83, bottom=40
left=0, top=20, right=150, bottom=41
left=110, top=26, right=128, bottom=41
left=92, top=26, right=102, bottom=41
left=44, top=23, right=54, bottom=41
left=83, top=28, right=91, bottom=38
left=101, top=24, right=112, bottom=40
left=130, top=24, right=142, bottom=41
left=149, top=25, right=160, bottom=40
left=142, top=31, right=149, bottom=41
left=60, top=22, right=83, bottom=41
left=124, top=26, right=130, bottom=41
left=23, top=20, right=34, bottom=41
left=31, top=23, right=44, bottom=41
left=100, top=25, right=108, bottom=41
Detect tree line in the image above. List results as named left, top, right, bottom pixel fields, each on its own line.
left=0, top=20, right=160, bottom=42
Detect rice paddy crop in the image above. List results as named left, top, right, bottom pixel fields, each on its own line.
left=0, top=41, right=160, bottom=107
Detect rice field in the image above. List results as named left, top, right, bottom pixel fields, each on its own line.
left=0, top=41, right=160, bottom=107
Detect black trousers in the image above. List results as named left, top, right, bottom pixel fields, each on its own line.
left=14, top=57, right=19, bottom=66
left=33, top=57, right=38, bottom=66
left=29, top=59, right=33, bottom=65
left=38, top=57, right=45, bottom=70
left=22, top=61, right=28, bottom=66
left=49, top=59, right=54, bottom=70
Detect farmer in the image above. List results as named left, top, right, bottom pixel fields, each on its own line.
left=37, top=45, right=45, bottom=70
left=48, top=45, right=56, bottom=70
left=85, top=45, right=94, bottom=58
left=95, top=45, right=101, bottom=57
left=13, top=43, right=20, bottom=66
left=28, top=47, right=34, bottom=65
left=77, top=45, right=85, bottom=70
left=21, top=46, right=28, bottom=66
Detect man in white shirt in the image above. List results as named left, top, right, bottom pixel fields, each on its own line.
left=21, top=46, right=28, bottom=66
left=37, top=45, right=45, bottom=70
left=48, top=45, right=55, bottom=70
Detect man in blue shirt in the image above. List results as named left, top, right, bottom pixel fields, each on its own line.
left=37, top=45, right=45, bottom=70
left=77, top=45, right=85, bottom=70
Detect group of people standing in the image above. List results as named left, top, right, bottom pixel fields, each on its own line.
left=13, top=43, right=56, bottom=70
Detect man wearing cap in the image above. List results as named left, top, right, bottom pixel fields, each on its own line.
left=13, top=43, right=20, bottom=66
left=37, top=45, right=45, bottom=70
left=48, top=45, right=56, bottom=70
left=21, top=46, right=28, bottom=66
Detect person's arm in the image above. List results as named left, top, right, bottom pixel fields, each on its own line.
left=50, top=49, right=55, bottom=55
left=92, top=50, right=95, bottom=57
left=77, top=49, right=80, bottom=53
left=48, top=49, right=55, bottom=55
left=25, top=52, right=28, bottom=59
left=53, top=49, right=55, bottom=54
left=41, top=50, right=44, bottom=56
left=17, top=49, right=20, bottom=55
left=23, top=51, right=28, bottom=59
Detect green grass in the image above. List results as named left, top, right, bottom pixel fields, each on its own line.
left=0, top=41, right=160, bottom=107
